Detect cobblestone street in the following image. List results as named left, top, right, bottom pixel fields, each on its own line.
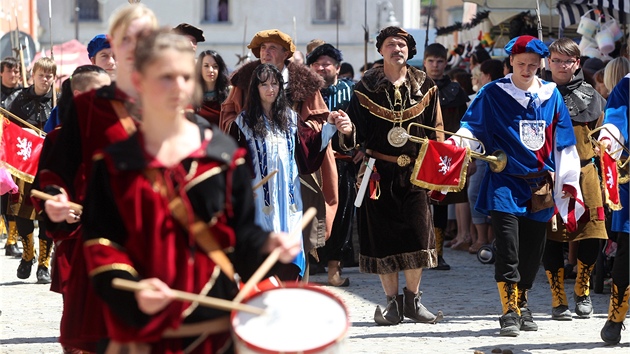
left=1, top=234, right=628, bottom=353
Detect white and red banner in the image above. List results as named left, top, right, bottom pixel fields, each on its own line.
left=600, top=150, right=622, bottom=210
left=1, top=117, right=44, bottom=183
left=411, top=140, right=471, bottom=192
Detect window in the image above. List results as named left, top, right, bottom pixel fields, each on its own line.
left=203, top=0, right=229, bottom=23
left=313, top=0, right=342, bottom=23
left=78, top=0, right=99, bottom=21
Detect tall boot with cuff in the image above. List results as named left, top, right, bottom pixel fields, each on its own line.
left=545, top=268, right=572, bottom=320
left=601, top=284, right=630, bottom=345
left=17, top=233, right=35, bottom=279
left=497, top=282, right=521, bottom=337
left=4, top=220, right=22, bottom=257
left=573, top=260, right=594, bottom=318
left=36, top=237, right=53, bottom=284
left=434, top=227, right=450, bottom=270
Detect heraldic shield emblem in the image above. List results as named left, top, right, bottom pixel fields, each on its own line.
left=519, top=120, right=546, bottom=151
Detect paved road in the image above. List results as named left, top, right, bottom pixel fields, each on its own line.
left=0, top=233, right=628, bottom=353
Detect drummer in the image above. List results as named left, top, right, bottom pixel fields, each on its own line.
left=80, top=29, right=300, bottom=353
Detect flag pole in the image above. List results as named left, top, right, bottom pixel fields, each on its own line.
left=49, top=0, right=56, bottom=108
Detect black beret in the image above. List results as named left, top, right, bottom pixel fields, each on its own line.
left=306, top=43, right=343, bottom=66
left=174, top=23, right=205, bottom=43
left=376, top=26, right=417, bottom=60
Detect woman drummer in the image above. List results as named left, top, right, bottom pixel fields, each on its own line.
left=80, top=29, right=300, bottom=353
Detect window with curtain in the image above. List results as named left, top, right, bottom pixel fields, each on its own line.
left=313, top=0, right=342, bottom=24
left=203, top=0, right=230, bottom=23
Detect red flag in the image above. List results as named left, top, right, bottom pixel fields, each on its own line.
left=600, top=150, right=622, bottom=210
left=1, top=117, right=44, bottom=183
left=411, top=140, right=470, bottom=192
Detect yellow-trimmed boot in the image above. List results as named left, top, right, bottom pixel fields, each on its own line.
left=434, top=228, right=450, bottom=270
left=36, top=237, right=53, bottom=284
left=0, top=216, right=6, bottom=238
left=574, top=260, right=594, bottom=318
left=4, top=220, right=22, bottom=257
left=17, top=233, right=35, bottom=279
left=545, top=269, right=572, bottom=320
left=518, top=288, right=538, bottom=331
left=497, top=282, right=521, bottom=336
left=601, top=284, right=630, bottom=345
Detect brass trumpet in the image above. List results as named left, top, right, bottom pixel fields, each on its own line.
left=588, top=126, right=629, bottom=184
left=405, top=122, right=507, bottom=173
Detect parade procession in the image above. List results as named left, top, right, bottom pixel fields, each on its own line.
left=1, top=0, right=630, bottom=353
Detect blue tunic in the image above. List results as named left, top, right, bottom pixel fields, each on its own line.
left=602, top=75, right=629, bottom=233
left=461, top=75, right=576, bottom=222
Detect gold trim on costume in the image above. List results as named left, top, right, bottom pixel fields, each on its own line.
left=181, top=266, right=221, bottom=318
left=185, top=165, right=226, bottom=191
left=2, top=163, right=34, bottom=183
left=410, top=141, right=471, bottom=192
left=84, top=237, right=121, bottom=248
left=355, top=86, right=436, bottom=123
left=89, top=263, right=139, bottom=278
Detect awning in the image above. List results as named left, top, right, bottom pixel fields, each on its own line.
left=557, top=0, right=627, bottom=37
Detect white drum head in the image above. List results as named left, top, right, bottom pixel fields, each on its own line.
left=232, top=286, right=348, bottom=353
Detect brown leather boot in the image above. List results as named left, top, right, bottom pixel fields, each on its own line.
left=327, top=260, right=349, bottom=287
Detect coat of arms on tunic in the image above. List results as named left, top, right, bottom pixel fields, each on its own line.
left=519, top=120, right=545, bottom=151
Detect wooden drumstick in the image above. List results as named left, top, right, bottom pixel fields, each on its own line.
left=30, top=189, right=83, bottom=213
left=252, top=170, right=278, bottom=191
left=112, top=278, right=265, bottom=315
left=233, top=207, right=317, bottom=304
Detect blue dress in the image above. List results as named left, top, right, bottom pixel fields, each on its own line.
left=235, top=109, right=337, bottom=277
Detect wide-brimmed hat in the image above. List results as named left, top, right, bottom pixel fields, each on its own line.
left=248, top=29, right=295, bottom=59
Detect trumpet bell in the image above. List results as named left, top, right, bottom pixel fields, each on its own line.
left=488, top=150, right=507, bottom=173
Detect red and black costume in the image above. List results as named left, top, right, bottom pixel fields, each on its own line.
left=36, top=84, right=138, bottom=352
left=82, top=125, right=271, bottom=353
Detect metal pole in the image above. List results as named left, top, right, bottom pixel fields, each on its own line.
left=363, top=0, right=368, bottom=72
left=49, top=0, right=56, bottom=108
left=74, top=0, right=79, bottom=41
left=425, top=0, right=433, bottom=49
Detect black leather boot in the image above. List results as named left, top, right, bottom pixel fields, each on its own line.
left=403, top=287, right=443, bottom=324
left=374, top=294, right=403, bottom=325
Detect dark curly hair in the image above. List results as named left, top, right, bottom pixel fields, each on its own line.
left=242, top=63, right=294, bottom=138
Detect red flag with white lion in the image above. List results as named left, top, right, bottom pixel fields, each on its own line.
left=411, top=139, right=471, bottom=192
left=1, top=116, right=44, bottom=183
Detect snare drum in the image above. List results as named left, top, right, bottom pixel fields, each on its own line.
left=231, top=285, right=349, bottom=354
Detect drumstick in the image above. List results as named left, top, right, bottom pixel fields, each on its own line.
left=252, top=170, right=278, bottom=191
left=112, top=278, right=265, bottom=315
left=30, top=189, right=83, bottom=212
left=233, top=207, right=317, bottom=304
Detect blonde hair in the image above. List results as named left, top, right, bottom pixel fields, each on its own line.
left=108, top=3, right=158, bottom=39
left=604, top=57, right=630, bottom=91
left=32, top=57, right=56, bottom=76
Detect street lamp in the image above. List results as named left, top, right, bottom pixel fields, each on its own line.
left=376, top=1, right=399, bottom=32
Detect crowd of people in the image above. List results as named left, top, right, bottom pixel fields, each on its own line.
left=0, top=2, right=628, bottom=352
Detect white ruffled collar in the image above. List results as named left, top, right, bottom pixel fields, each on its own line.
left=497, top=73, right=557, bottom=109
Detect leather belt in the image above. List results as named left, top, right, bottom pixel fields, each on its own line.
left=366, top=149, right=412, bottom=167
left=162, top=316, right=231, bottom=338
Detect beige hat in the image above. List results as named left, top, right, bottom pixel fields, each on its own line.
left=248, top=29, right=295, bottom=58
